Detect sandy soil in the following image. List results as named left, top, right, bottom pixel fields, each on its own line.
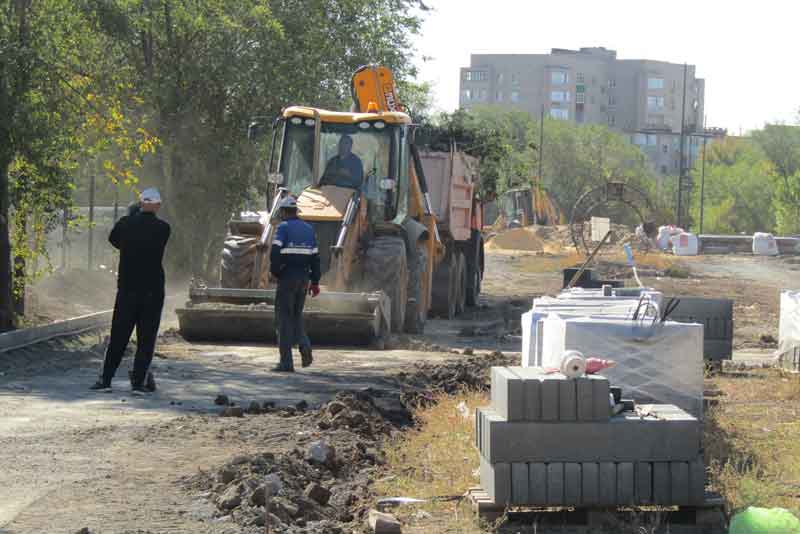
left=1, top=241, right=796, bottom=533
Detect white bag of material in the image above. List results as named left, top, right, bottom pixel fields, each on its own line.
left=672, top=232, right=699, bottom=256
left=753, top=232, right=779, bottom=256
left=657, top=225, right=683, bottom=251
left=541, top=316, right=704, bottom=417
left=779, top=290, right=800, bottom=357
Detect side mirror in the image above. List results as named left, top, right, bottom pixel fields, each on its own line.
left=248, top=121, right=266, bottom=141
left=268, top=173, right=284, bottom=185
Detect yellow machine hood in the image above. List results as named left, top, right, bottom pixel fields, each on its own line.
left=297, top=185, right=353, bottom=222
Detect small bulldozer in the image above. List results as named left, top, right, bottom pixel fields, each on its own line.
left=177, top=66, right=448, bottom=345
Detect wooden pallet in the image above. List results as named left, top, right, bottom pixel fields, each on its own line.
left=466, top=487, right=726, bottom=533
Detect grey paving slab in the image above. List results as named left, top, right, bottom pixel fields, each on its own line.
left=491, top=367, right=525, bottom=421
left=564, top=463, right=581, bottom=505
left=512, top=463, right=529, bottom=505
left=598, top=462, right=617, bottom=506
left=690, top=458, right=705, bottom=505
left=577, top=378, right=594, bottom=421
left=617, top=462, right=635, bottom=505
left=480, top=455, right=511, bottom=504
left=476, top=405, right=701, bottom=463
left=581, top=462, right=599, bottom=506
left=653, top=461, right=671, bottom=504
left=671, top=462, right=690, bottom=506
left=541, top=376, right=560, bottom=421
left=592, top=377, right=611, bottom=420
left=559, top=379, right=577, bottom=421
left=636, top=462, right=653, bottom=504
left=547, top=463, right=564, bottom=505
left=512, top=367, right=544, bottom=421
left=529, top=463, right=547, bottom=504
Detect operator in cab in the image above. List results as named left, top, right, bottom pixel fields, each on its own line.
left=269, top=196, right=321, bottom=372
left=321, top=134, right=363, bottom=188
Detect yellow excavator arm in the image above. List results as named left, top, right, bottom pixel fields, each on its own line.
left=351, top=65, right=404, bottom=113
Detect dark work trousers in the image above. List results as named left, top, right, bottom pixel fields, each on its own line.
left=101, top=289, right=165, bottom=386
left=275, top=278, right=311, bottom=369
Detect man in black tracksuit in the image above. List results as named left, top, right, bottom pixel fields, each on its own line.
left=270, top=196, right=321, bottom=372
left=91, top=187, right=171, bottom=394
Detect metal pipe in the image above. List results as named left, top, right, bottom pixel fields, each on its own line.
left=677, top=63, right=688, bottom=227
left=699, top=115, right=708, bottom=234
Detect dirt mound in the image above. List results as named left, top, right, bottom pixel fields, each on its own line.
left=485, top=226, right=545, bottom=252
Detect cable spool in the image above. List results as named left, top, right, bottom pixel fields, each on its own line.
left=560, top=350, right=586, bottom=378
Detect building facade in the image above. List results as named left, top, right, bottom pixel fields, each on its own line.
left=459, top=47, right=718, bottom=176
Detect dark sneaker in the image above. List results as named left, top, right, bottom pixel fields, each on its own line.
left=144, top=371, right=156, bottom=392
left=300, top=346, right=313, bottom=368
left=271, top=365, right=294, bottom=373
left=89, top=381, right=112, bottom=393
left=131, top=386, right=150, bottom=397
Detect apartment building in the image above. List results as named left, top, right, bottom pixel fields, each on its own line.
left=459, top=47, right=717, bottom=175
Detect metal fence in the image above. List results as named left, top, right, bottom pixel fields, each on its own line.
left=44, top=206, right=122, bottom=272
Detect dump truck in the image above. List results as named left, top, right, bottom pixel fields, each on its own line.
left=418, top=149, right=485, bottom=319
left=176, top=65, right=445, bottom=345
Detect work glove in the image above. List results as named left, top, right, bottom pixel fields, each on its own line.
left=308, top=283, right=320, bottom=298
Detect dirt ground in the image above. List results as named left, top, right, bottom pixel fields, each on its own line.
left=1, top=239, right=797, bottom=533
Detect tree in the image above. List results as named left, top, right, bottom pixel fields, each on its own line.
left=752, top=124, right=800, bottom=234
left=689, top=137, right=775, bottom=234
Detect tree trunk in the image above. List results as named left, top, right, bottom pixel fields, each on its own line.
left=0, top=155, right=16, bottom=331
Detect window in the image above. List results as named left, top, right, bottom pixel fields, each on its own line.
left=608, top=95, right=616, bottom=106
left=608, top=114, right=616, bottom=126
left=476, top=88, right=487, bottom=101
left=576, top=73, right=585, bottom=83
left=550, top=108, right=569, bottom=120
left=662, top=144, right=669, bottom=154
left=497, top=73, right=504, bottom=84
left=647, top=96, right=665, bottom=111
left=464, top=70, right=488, bottom=81
left=607, top=79, right=616, bottom=88
left=495, top=91, right=503, bottom=102
left=661, top=165, right=668, bottom=174
left=648, top=77, right=665, bottom=90
left=647, top=134, right=658, bottom=146
left=633, top=133, right=647, bottom=145
left=576, top=92, right=585, bottom=104
left=511, top=91, right=520, bottom=102
left=551, top=71, right=568, bottom=85
left=462, top=89, right=472, bottom=101
left=511, top=73, right=520, bottom=86
left=551, top=91, right=570, bottom=103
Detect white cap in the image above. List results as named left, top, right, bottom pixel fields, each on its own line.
left=140, top=187, right=162, bottom=204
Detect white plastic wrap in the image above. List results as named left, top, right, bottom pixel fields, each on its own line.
left=521, top=292, right=664, bottom=367
left=753, top=232, right=779, bottom=256
left=541, top=316, right=704, bottom=417
left=779, top=290, right=800, bottom=356
left=672, top=232, right=699, bottom=256
left=657, top=225, right=683, bottom=251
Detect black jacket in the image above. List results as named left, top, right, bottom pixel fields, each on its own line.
left=109, top=212, right=171, bottom=292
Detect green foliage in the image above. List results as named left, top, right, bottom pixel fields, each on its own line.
left=752, top=125, right=800, bottom=234
left=422, top=108, right=659, bottom=222
left=689, top=137, right=775, bottom=234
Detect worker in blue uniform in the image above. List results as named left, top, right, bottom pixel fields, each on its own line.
left=269, top=196, right=321, bottom=372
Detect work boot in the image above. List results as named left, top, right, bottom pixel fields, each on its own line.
left=131, top=385, right=151, bottom=397
left=271, top=364, right=294, bottom=373
left=300, top=346, right=313, bottom=368
left=89, top=381, right=112, bottom=393
left=144, top=371, right=157, bottom=392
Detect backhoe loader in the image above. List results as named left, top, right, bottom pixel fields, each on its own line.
left=176, top=66, right=444, bottom=345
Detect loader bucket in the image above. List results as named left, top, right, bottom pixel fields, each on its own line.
left=175, top=287, right=390, bottom=345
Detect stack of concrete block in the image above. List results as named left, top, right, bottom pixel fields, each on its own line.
left=476, top=367, right=705, bottom=507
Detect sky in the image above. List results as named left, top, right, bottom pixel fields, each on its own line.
left=414, top=0, right=799, bottom=134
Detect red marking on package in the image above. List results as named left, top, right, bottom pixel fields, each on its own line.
left=680, top=234, right=688, bottom=247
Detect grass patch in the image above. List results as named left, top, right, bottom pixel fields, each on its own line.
left=706, top=369, right=800, bottom=516
left=374, top=390, right=489, bottom=533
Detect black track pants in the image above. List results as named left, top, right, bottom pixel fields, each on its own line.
left=275, top=279, right=310, bottom=369
left=101, top=289, right=164, bottom=386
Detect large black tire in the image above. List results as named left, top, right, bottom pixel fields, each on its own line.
left=404, top=242, right=429, bottom=334
left=465, top=230, right=484, bottom=307
left=363, top=236, right=408, bottom=333
left=431, top=250, right=457, bottom=319
left=455, top=251, right=467, bottom=316
left=220, top=235, right=266, bottom=288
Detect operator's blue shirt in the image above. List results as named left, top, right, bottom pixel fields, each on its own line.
left=270, top=217, right=321, bottom=283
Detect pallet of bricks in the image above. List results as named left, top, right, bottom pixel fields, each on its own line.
left=471, top=368, right=724, bottom=532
